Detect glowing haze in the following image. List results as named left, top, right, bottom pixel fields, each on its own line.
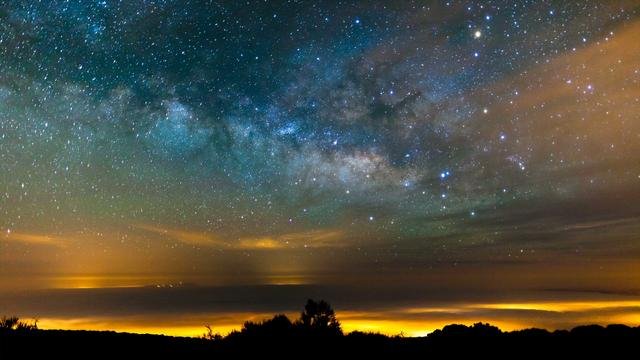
left=1, top=1, right=640, bottom=336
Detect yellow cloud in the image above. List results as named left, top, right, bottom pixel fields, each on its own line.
left=135, top=224, right=344, bottom=250
left=237, top=237, right=284, bottom=249
left=2, top=231, right=67, bottom=247
left=485, top=19, right=640, bottom=162
left=238, top=229, right=344, bottom=250
left=134, top=224, right=225, bottom=247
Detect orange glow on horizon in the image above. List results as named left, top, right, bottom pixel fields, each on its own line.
left=472, top=300, right=640, bottom=312
left=32, top=298, right=640, bottom=338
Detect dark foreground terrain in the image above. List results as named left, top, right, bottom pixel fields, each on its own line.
left=2, top=300, right=639, bottom=358
left=3, top=322, right=640, bottom=358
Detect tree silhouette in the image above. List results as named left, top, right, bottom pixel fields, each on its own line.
left=202, top=324, right=223, bottom=341
left=297, top=299, right=342, bottom=336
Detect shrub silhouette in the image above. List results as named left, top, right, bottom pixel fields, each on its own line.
left=217, top=299, right=342, bottom=341
left=239, top=314, right=294, bottom=337
left=0, top=316, right=20, bottom=330
left=432, top=322, right=501, bottom=338
left=0, top=316, right=38, bottom=331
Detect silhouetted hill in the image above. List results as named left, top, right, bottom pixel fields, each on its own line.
left=4, top=322, right=640, bottom=358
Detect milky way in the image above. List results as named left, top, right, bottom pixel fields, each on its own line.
left=1, top=1, right=640, bottom=291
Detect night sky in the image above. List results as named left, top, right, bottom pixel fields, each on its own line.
left=1, top=1, right=640, bottom=336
